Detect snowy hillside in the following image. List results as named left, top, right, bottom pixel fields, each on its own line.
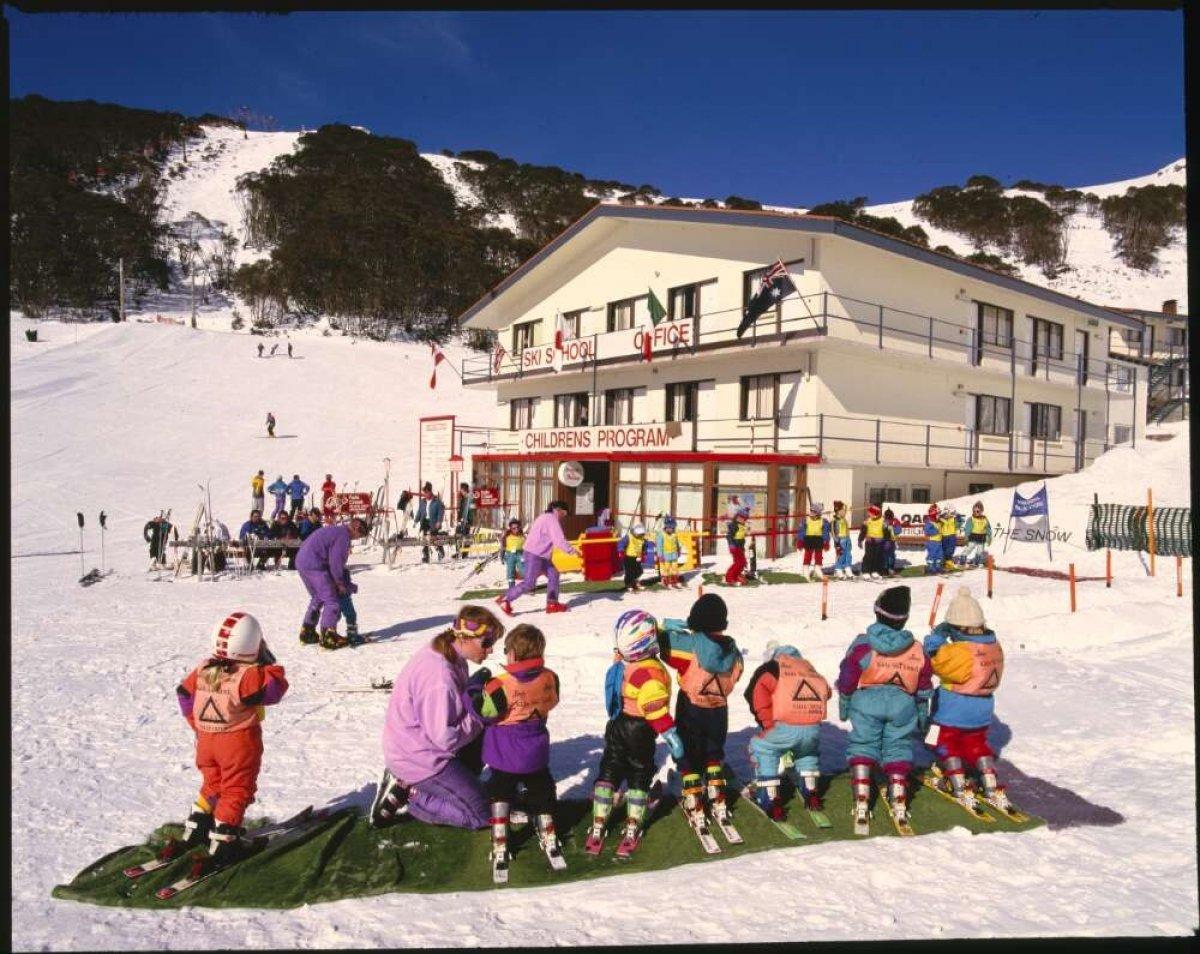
left=10, top=317, right=1196, bottom=947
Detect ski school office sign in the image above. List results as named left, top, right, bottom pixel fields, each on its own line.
left=518, top=421, right=692, bottom=453
left=518, top=321, right=695, bottom=371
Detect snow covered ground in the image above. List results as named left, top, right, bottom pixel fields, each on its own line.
left=10, top=317, right=1196, bottom=948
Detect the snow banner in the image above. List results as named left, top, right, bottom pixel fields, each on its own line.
left=1002, top=483, right=1053, bottom=559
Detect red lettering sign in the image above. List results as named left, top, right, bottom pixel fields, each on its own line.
left=472, top=486, right=501, bottom=507
left=327, top=492, right=374, bottom=517
left=632, top=321, right=693, bottom=355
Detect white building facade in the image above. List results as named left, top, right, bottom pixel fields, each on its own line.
left=459, top=204, right=1146, bottom=557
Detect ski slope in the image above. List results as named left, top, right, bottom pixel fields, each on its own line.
left=10, top=316, right=1196, bottom=948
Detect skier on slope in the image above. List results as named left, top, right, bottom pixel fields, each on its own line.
left=265, top=412, right=276, bottom=438
left=471, top=624, right=564, bottom=876
left=724, top=506, right=751, bottom=585
left=922, top=505, right=943, bottom=575
left=797, top=500, right=830, bottom=582
left=858, top=504, right=887, bottom=581
left=923, top=586, right=1013, bottom=812
left=618, top=522, right=647, bottom=592
left=940, top=506, right=961, bottom=570
left=744, top=641, right=832, bottom=821
left=656, top=514, right=683, bottom=588
left=499, top=517, right=526, bottom=587
left=829, top=501, right=854, bottom=580
left=835, top=585, right=933, bottom=830
left=287, top=474, right=310, bottom=518
left=958, top=501, right=993, bottom=567
left=320, top=474, right=336, bottom=509
left=173, top=612, right=288, bottom=865
left=267, top=475, right=288, bottom=518
left=251, top=470, right=265, bottom=513
left=659, top=594, right=744, bottom=831
left=295, top=515, right=370, bottom=649
left=585, top=609, right=684, bottom=856
left=494, top=500, right=580, bottom=615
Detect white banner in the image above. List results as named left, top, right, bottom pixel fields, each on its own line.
left=516, top=320, right=695, bottom=373
left=515, top=421, right=692, bottom=454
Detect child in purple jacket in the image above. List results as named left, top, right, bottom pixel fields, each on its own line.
left=474, top=624, right=562, bottom=875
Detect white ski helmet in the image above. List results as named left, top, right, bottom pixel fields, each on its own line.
left=613, top=609, right=659, bottom=661
left=631, top=523, right=646, bottom=537
left=212, top=611, right=264, bottom=663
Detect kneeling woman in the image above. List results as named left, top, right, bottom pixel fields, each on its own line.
left=372, top=605, right=504, bottom=829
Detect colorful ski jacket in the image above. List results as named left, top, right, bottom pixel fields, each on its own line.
left=606, top=656, right=674, bottom=733
left=251, top=474, right=265, bottom=495
left=837, top=622, right=933, bottom=703
left=287, top=479, right=310, bottom=502
left=923, top=622, right=1003, bottom=729
left=177, top=659, right=288, bottom=731
left=797, top=515, right=831, bottom=545
left=295, top=523, right=351, bottom=579
left=660, top=620, right=744, bottom=709
left=522, top=511, right=576, bottom=559
left=239, top=518, right=271, bottom=540
left=267, top=479, right=288, bottom=499
left=657, top=529, right=681, bottom=560
left=923, top=518, right=942, bottom=542
left=744, top=645, right=830, bottom=731
left=477, top=657, right=560, bottom=775
left=965, top=515, right=993, bottom=543
left=727, top=518, right=748, bottom=550
left=382, top=643, right=484, bottom=785
left=619, top=534, right=646, bottom=559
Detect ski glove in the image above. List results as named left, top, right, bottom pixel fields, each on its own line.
left=659, top=727, right=685, bottom=761
left=838, top=694, right=850, bottom=722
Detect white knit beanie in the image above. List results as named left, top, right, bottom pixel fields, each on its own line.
left=944, top=586, right=985, bottom=629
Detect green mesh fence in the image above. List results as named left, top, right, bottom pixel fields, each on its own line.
left=1086, top=500, right=1193, bottom=557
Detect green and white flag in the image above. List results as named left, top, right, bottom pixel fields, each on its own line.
left=647, top=288, right=666, bottom=326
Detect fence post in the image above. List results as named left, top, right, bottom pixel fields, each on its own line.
left=1177, top=554, right=1183, bottom=598
left=821, top=575, right=829, bottom=621
left=1147, top=488, right=1156, bottom=576
left=878, top=304, right=884, bottom=349
left=1069, top=563, right=1077, bottom=612
left=1106, top=549, right=1112, bottom=589
left=986, top=553, right=994, bottom=598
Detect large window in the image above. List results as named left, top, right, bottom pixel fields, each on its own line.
left=561, top=309, right=583, bottom=340
left=740, top=374, right=777, bottom=421
left=975, top=394, right=1012, bottom=436
left=1030, top=316, right=1064, bottom=373
left=666, top=381, right=699, bottom=423
left=1122, top=327, right=1144, bottom=350
left=553, top=392, right=589, bottom=427
left=607, top=299, right=637, bottom=332
left=977, top=302, right=1014, bottom=351
left=1169, top=326, right=1187, bottom=348
left=1029, top=402, right=1062, bottom=441
left=910, top=486, right=931, bottom=503
left=669, top=283, right=700, bottom=321
left=512, top=320, right=538, bottom=352
left=867, top=485, right=903, bottom=507
left=510, top=397, right=535, bottom=431
left=604, top=388, right=634, bottom=425
left=1113, top=424, right=1132, bottom=445
left=968, top=483, right=994, bottom=495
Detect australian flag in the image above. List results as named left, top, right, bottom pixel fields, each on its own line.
left=737, top=260, right=797, bottom=338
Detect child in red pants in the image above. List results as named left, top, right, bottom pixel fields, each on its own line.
left=796, top=501, right=830, bottom=582
left=175, top=611, right=289, bottom=863
left=724, top=507, right=750, bottom=584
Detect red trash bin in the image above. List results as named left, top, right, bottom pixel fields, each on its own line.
left=582, top=527, right=619, bottom=581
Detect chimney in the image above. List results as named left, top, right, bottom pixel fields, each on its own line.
left=1162, top=299, right=1177, bottom=315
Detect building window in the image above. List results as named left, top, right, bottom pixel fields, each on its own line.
left=1113, top=424, right=1132, bottom=445
left=604, top=388, right=634, bottom=425
left=867, top=485, right=903, bottom=507
left=976, top=302, right=1014, bottom=354
left=1122, top=327, right=1144, bottom=349
left=740, top=374, right=777, bottom=421
left=666, top=381, right=699, bottom=423
left=607, top=299, right=636, bottom=332
left=669, top=283, right=700, bottom=321
left=513, top=320, right=538, bottom=353
left=968, top=483, right=995, bottom=495
left=510, top=398, right=535, bottom=431
left=975, top=395, right=1012, bottom=436
left=562, top=309, right=583, bottom=339
left=1169, top=327, right=1187, bottom=348
left=1029, top=402, right=1062, bottom=441
left=553, top=392, right=589, bottom=428
left=1029, top=316, right=1064, bottom=372
left=910, top=486, right=931, bottom=504
left=742, top=266, right=780, bottom=324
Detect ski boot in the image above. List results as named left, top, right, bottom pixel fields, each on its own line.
left=370, top=767, right=410, bottom=828
left=181, top=807, right=215, bottom=849
left=615, top=787, right=650, bottom=858
left=887, top=773, right=910, bottom=826
left=939, top=756, right=976, bottom=810
left=490, top=801, right=510, bottom=883
left=319, top=627, right=349, bottom=650
left=207, top=822, right=251, bottom=867
left=754, top=776, right=786, bottom=821
left=797, top=771, right=824, bottom=812
left=544, top=600, right=571, bottom=614
left=681, top=772, right=707, bottom=824
left=494, top=596, right=514, bottom=617
left=850, top=762, right=873, bottom=834
left=705, top=764, right=731, bottom=825
left=346, top=622, right=365, bottom=647
left=584, top=781, right=615, bottom=855
left=975, top=755, right=1012, bottom=811
left=536, top=813, right=567, bottom=869
left=299, top=623, right=319, bottom=645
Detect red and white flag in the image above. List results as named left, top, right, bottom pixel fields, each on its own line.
left=641, top=320, right=653, bottom=363
left=552, top=310, right=567, bottom=372
left=492, top=342, right=506, bottom=374
left=429, top=341, right=446, bottom=389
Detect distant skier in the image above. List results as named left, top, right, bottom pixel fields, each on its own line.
left=500, top=518, right=526, bottom=587
left=257, top=342, right=264, bottom=358
left=656, top=515, right=683, bottom=588
left=858, top=504, right=887, bottom=581
left=958, top=501, right=993, bottom=567
left=251, top=469, right=265, bottom=513
left=265, top=412, right=276, bottom=438
left=797, top=500, right=830, bottom=582
left=267, top=475, right=288, bottom=518
left=173, top=612, right=288, bottom=864
left=269, top=343, right=279, bottom=357
left=295, top=515, right=370, bottom=649
left=494, top=501, right=580, bottom=615
left=940, top=507, right=961, bottom=570
left=923, top=505, right=943, bottom=574
left=830, top=501, right=853, bottom=580
left=618, top=523, right=647, bottom=592
left=321, top=474, right=336, bottom=509
left=287, top=342, right=293, bottom=358
left=724, top=506, right=750, bottom=585
left=287, top=474, right=310, bottom=518
left=415, top=482, right=446, bottom=563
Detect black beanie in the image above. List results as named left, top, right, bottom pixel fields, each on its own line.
left=874, top=585, right=911, bottom=625
left=687, top=593, right=729, bottom=633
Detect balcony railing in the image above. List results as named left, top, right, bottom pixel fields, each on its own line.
left=475, top=410, right=1133, bottom=476
left=464, top=290, right=1141, bottom=396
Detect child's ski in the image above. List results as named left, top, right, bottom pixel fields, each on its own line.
left=739, top=785, right=807, bottom=840
left=920, top=771, right=995, bottom=822
left=975, top=791, right=1031, bottom=823
left=709, top=801, right=743, bottom=844
left=491, top=848, right=509, bottom=885
left=538, top=834, right=568, bottom=872
left=805, top=805, right=834, bottom=829
left=876, top=784, right=916, bottom=837
left=680, top=803, right=721, bottom=854
left=851, top=802, right=871, bottom=836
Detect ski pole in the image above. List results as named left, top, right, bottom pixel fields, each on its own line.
left=928, top=581, right=944, bottom=628
left=1105, top=549, right=1112, bottom=589
left=821, top=574, right=829, bottom=621
left=986, top=554, right=994, bottom=599
left=1176, top=555, right=1183, bottom=598
left=76, top=512, right=85, bottom=577
left=1069, top=563, right=1077, bottom=612
left=99, top=511, right=107, bottom=574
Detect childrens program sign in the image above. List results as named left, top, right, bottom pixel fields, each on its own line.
left=520, top=421, right=692, bottom=453
left=519, top=321, right=695, bottom=372
left=327, top=492, right=374, bottom=517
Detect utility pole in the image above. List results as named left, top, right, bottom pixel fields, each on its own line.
left=118, top=257, right=125, bottom=322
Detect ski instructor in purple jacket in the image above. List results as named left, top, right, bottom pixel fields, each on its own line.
left=370, top=605, right=505, bottom=830
left=296, top=516, right=369, bottom=648
left=495, top=500, right=580, bottom=616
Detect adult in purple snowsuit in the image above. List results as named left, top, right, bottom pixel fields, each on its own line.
left=295, top=517, right=368, bottom=632
left=379, top=610, right=503, bottom=829
left=498, top=501, right=580, bottom=614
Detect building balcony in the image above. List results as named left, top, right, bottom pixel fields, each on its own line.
left=463, top=290, right=1141, bottom=397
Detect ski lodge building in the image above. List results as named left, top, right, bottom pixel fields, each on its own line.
left=457, top=203, right=1147, bottom=557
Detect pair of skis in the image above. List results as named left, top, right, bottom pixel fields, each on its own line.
left=492, top=814, right=567, bottom=885
left=738, top=782, right=833, bottom=840
left=920, top=768, right=1030, bottom=824
left=680, top=797, right=742, bottom=855
left=124, top=806, right=327, bottom=900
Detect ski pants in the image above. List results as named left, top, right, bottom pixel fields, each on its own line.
left=882, top=539, right=897, bottom=573
left=833, top=536, right=853, bottom=572
left=924, top=541, right=943, bottom=572
left=960, top=541, right=987, bottom=566
left=725, top=546, right=747, bottom=584
left=194, top=725, right=263, bottom=827
left=271, top=494, right=286, bottom=518
left=251, top=493, right=264, bottom=514
left=299, top=568, right=341, bottom=631
left=503, top=551, right=559, bottom=604
left=801, top=538, right=824, bottom=566
left=487, top=767, right=557, bottom=814
left=861, top=539, right=885, bottom=575
left=503, top=550, right=525, bottom=585
left=623, top=555, right=643, bottom=588
left=932, top=724, right=994, bottom=763
left=407, top=755, right=489, bottom=830
left=941, top=537, right=957, bottom=562
left=749, top=723, right=821, bottom=778
left=597, top=713, right=658, bottom=793
left=846, top=686, right=918, bottom=775
left=675, top=694, right=729, bottom=775
left=289, top=498, right=304, bottom=518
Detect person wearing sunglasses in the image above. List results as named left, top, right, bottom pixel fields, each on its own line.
left=371, top=605, right=505, bottom=831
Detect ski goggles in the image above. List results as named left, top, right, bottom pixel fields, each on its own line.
left=453, top=616, right=500, bottom=648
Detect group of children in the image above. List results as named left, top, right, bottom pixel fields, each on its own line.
left=171, top=578, right=1010, bottom=869
left=922, top=501, right=994, bottom=574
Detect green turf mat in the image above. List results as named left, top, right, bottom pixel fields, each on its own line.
left=460, top=576, right=699, bottom=601
left=52, top=773, right=1042, bottom=909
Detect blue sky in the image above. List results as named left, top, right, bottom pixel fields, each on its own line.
left=9, top=9, right=1185, bottom=205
